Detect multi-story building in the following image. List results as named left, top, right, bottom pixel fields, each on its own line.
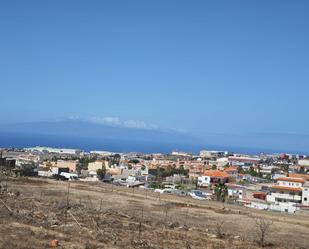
left=266, top=177, right=305, bottom=213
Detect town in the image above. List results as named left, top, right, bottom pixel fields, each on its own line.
left=1, top=146, right=309, bottom=215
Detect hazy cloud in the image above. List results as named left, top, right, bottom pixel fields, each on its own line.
left=89, top=116, right=121, bottom=126
left=69, top=116, right=158, bottom=130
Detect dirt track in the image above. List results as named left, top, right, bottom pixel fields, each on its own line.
left=0, top=177, right=308, bottom=249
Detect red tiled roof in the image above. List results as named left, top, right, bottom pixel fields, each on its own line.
left=277, top=177, right=305, bottom=184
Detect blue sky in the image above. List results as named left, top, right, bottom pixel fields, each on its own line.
left=1, top=1, right=309, bottom=142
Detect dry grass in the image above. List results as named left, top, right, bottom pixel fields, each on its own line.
left=0, top=177, right=308, bottom=249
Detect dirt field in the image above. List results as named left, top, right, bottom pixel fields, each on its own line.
left=0, top=177, right=308, bottom=249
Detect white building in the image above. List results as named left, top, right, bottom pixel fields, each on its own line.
left=298, top=159, right=309, bottom=167
left=89, top=151, right=114, bottom=156
left=302, top=182, right=309, bottom=206
left=197, top=170, right=230, bottom=187
left=266, top=177, right=305, bottom=213
left=244, top=200, right=269, bottom=210
left=200, top=150, right=226, bottom=158
left=227, top=184, right=245, bottom=200
left=197, top=176, right=211, bottom=187
left=27, top=146, right=80, bottom=155
left=216, top=157, right=229, bottom=167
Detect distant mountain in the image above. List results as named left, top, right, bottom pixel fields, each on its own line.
left=0, top=120, right=203, bottom=153
left=1, top=120, right=309, bottom=154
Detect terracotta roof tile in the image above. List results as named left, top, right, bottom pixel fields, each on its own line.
left=203, top=170, right=231, bottom=178
left=277, top=177, right=305, bottom=183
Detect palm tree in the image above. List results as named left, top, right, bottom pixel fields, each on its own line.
left=215, top=182, right=228, bottom=202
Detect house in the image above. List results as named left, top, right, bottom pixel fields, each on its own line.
left=226, top=183, right=245, bottom=200
left=88, top=160, right=109, bottom=172
left=57, top=160, right=78, bottom=172
left=224, top=166, right=239, bottom=177
left=259, top=165, right=273, bottom=176
left=197, top=170, right=230, bottom=187
left=266, top=177, right=305, bottom=213
left=216, top=157, right=229, bottom=167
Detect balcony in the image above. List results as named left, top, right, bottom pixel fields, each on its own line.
left=271, top=193, right=302, bottom=202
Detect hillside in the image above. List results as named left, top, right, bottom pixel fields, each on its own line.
left=0, top=178, right=308, bottom=249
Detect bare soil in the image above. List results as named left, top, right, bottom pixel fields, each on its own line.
left=0, top=177, right=308, bottom=249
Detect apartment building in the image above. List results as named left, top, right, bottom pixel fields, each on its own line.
left=266, top=177, right=305, bottom=213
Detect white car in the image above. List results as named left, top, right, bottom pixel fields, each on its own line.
left=189, top=190, right=210, bottom=200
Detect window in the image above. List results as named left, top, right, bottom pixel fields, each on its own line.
left=304, top=198, right=308, bottom=201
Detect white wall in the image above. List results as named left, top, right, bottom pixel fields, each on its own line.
left=197, top=176, right=210, bottom=187
left=298, top=159, right=309, bottom=166
left=269, top=202, right=299, bottom=213
left=245, top=202, right=269, bottom=210
left=302, top=187, right=309, bottom=205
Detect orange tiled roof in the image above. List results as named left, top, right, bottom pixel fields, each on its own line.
left=271, top=185, right=302, bottom=191
left=277, top=177, right=305, bottom=184
left=203, top=170, right=231, bottom=178
left=288, top=173, right=309, bottom=181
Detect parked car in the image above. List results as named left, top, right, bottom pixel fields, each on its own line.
left=189, top=190, right=210, bottom=200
